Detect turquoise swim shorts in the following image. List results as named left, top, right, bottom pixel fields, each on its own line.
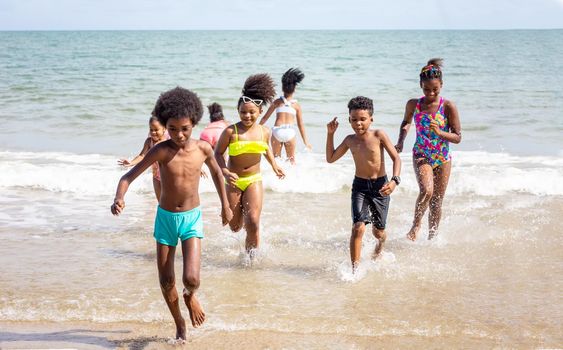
left=154, top=206, right=204, bottom=246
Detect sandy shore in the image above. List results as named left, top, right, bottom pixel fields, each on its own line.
left=0, top=320, right=539, bottom=349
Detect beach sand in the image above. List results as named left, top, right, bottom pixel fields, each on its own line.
left=1, top=320, right=533, bottom=349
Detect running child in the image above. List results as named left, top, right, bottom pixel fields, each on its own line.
left=326, top=96, right=401, bottom=273
left=259, top=68, right=312, bottom=164
left=200, top=102, right=229, bottom=149
left=118, top=116, right=167, bottom=201
left=394, top=58, right=461, bottom=240
left=111, top=87, right=233, bottom=342
left=214, top=74, right=285, bottom=258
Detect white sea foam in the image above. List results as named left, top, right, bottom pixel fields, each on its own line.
left=0, top=150, right=562, bottom=196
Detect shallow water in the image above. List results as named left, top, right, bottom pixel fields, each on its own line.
left=0, top=30, right=562, bottom=348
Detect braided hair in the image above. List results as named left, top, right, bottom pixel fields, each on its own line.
left=238, top=74, right=276, bottom=108
left=419, top=58, right=444, bottom=83
left=281, top=68, right=305, bottom=94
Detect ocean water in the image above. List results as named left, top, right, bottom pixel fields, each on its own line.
left=0, top=30, right=562, bottom=348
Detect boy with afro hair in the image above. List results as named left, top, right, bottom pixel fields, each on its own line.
left=111, top=86, right=232, bottom=341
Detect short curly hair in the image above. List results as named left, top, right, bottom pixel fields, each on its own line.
left=152, top=87, right=203, bottom=127
left=238, top=74, right=276, bottom=108
left=281, top=68, right=305, bottom=94
left=348, top=96, right=373, bottom=116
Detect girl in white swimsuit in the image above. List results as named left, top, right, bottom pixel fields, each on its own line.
left=259, top=68, right=312, bottom=164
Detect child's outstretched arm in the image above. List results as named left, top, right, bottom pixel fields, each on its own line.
left=295, top=104, right=312, bottom=150
left=259, top=101, right=277, bottom=125
left=203, top=142, right=233, bottom=225
left=263, top=127, right=285, bottom=179
left=117, top=137, right=151, bottom=167
left=325, top=117, right=349, bottom=163
left=111, top=145, right=164, bottom=216
left=377, top=130, right=402, bottom=196
left=395, top=99, right=417, bottom=153
left=430, top=100, right=462, bottom=144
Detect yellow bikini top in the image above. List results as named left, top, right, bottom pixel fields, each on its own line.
left=228, top=124, right=269, bottom=157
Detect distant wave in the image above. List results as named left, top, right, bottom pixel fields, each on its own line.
left=0, top=150, right=562, bottom=196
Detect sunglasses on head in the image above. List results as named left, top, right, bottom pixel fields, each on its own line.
left=241, top=95, right=263, bottom=107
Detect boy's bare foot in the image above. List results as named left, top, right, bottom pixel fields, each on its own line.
left=183, top=288, right=205, bottom=328
left=175, top=320, right=187, bottom=342
left=406, top=225, right=420, bottom=241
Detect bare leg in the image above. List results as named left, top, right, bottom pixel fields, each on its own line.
left=241, top=181, right=263, bottom=253
left=152, top=178, right=161, bottom=202
left=428, top=161, right=452, bottom=239
left=271, top=136, right=283, bottom=159
left=350, top=222, right=366, bottom=273
left=226, top=184, right=244, bottom=232
left=372, top=227, right=387, bottom=259
left=181, top=237, right=205, bottom=328
left=406, top=157, right=434, bottom=241
left=284, top=138, right=297, bottom=164
left=156, top=243, right=186, bottom=340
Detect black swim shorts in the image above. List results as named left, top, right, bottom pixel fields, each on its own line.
left=351, top=175, right=390, bottom=229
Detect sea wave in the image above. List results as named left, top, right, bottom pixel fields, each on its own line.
left=0, top=150, right=562, bottom=196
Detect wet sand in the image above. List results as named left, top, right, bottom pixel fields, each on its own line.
left=2, top=320, right=552, bottom=349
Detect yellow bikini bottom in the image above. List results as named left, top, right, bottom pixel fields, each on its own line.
left=227, top=173, right=262, bottom=191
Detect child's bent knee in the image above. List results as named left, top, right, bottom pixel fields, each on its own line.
left=182, top=275, right=200, bottom=291
left=374, top=228, right=386, bottom=240
left=229, top=220, right=243, bottom=232
left=159, top=275, right=175, bottom=291
left=421, top=188, right=433, bottom=199
left=351, top=223, right=365, bottom=238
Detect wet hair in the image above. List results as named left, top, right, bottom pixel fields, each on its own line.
left=237, top=73, right=276, bottom=108
left=419, top=58, right=444, bottom=82
left=207, top=102, right=224, bottom=122
left=281, top=68, right=305, bottom=94
left=348, top=96, right=373, bottom=116
left=152, top=87, right=203, bottom=126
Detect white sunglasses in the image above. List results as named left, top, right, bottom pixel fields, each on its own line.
left=241, top=95, right=263, bottom=107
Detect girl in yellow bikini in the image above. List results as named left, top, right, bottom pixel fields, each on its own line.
left=214, top=74, right=285, bottom=254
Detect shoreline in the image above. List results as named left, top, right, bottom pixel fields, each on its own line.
left=0, top=321, right=557, bottom=349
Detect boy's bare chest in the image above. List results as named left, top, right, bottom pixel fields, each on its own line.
left=164, top=151, right=205, bottom=175
left=350, top=139, right=382, bottom=159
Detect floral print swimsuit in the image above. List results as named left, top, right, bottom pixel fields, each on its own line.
left=412, top=96, right=451, bottom=168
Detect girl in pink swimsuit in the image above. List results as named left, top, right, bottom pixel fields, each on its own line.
left=395, top=58, right=462, bottom=240
left=118, top=116, right=168, bottom=201
left=199, top=103, right=229, bottom=149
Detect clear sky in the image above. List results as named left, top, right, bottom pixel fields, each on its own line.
left=1, top=0, right=562, bottom=30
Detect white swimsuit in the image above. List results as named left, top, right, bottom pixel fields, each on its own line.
left=272, top=96, right=297, bottom=143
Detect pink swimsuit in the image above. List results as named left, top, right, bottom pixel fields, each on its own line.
left=200, top=120, right=228, bottom=148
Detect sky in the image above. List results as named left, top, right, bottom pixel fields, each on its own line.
left=0, top=0, right=562, bottom=30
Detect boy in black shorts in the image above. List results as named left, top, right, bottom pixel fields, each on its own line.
left=326, top=96, right=402, bottom=273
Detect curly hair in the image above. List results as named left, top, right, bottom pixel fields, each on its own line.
left=152, top=87, right=203, bottom=127
left=238, top=73, right=276, bottom=108
left=148, top=116, right=163, bottom=125
left=281, top=68, right=305, bottom=94
left=348, top=96, right=373, bottom=116
left=420, top=58, right=444, bottom=82
left=207, top=102, right=224, bottom=122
